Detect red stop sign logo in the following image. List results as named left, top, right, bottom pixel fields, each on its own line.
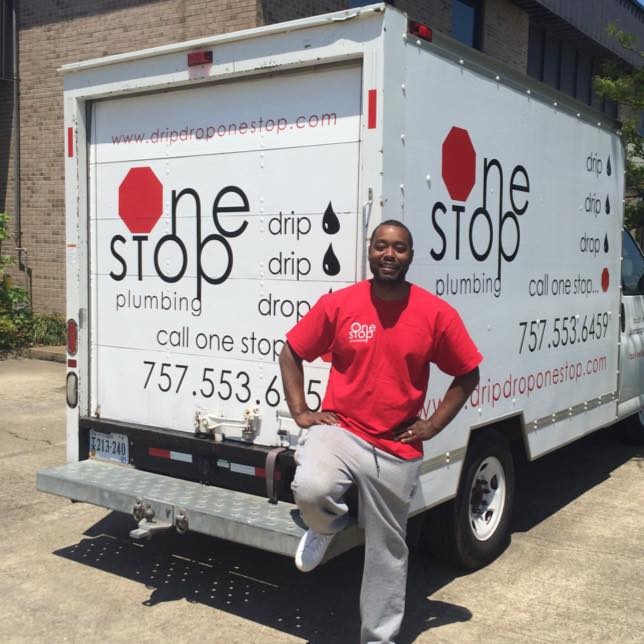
left=118, top=167, right=163, bottom=234
left=442, top=127, right=476, bottom=202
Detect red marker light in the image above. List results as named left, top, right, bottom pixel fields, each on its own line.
left=408, top=20, right=433, bottom=43
left=187, top=50, right=213, bottom=67
left=67, top=318, right=78, bottom=356
left=368, top=89, right=377, bottom=129
left=67, top=127, right=74, bottom=158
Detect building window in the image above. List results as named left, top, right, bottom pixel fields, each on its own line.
left=452, top=0, right=482, bottom=49
left=527, top=23, right=544, bottom=79
left=527, top=21, right=618, bottom=119
left=575, top=50, right=592, bottom=105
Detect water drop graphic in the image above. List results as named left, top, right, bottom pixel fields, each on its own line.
left=604, top=234, right=609, bottom=253
left=322, top=244, right=341, bottom=276
left=605, top=195, right=610, bottom=214
left=322, top=202, right=340, bottom=234
left=606, top=157, right=611, bottom=176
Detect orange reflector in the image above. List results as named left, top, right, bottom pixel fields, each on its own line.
left=408, top=20, right=433, bottom=42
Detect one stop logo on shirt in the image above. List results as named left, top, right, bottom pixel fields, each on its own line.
left=349, top=322, right=376, bottom=343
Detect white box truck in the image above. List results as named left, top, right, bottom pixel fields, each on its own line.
left=38, top=3, right=644, bottom=568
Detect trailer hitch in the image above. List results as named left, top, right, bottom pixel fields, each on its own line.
left=129, top=498, right=189, bottom=540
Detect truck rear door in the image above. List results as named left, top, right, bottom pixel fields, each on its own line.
left=88, top=64, right=363, bottom=448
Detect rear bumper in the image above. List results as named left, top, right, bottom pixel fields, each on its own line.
left=37, top=459, right=361, bottom=559
left=79, top=417, right=297, bottom=502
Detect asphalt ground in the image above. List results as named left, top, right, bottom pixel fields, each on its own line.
left=0, top=357, right=642, bottom=643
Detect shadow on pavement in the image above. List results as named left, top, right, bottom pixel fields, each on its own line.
left=53, top=426, right=641, bottom=642
left=510, top=426, right=643, bottom=534
left=54, top=512, right=469, bottom=642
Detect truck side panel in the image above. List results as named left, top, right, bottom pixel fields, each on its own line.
left=400, top=36, right=623, bottom=470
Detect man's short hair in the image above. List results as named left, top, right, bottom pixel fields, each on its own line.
left=370, top=219, right=414, bottom=250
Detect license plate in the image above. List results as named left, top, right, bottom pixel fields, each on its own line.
left=89, top=430, right=129, bottom=465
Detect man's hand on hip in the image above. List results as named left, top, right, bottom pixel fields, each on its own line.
left=294, top=410, right=339, bottom=429
left=393, top=368, right=480, bottom=443
left=393, top=417, right=439, bottom=443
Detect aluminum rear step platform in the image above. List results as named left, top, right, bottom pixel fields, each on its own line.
left=37, top=460, right=361, bottom=559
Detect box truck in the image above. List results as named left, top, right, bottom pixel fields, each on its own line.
left=37, top=3, right=644, bottom=568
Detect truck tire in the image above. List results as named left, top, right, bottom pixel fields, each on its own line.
left=421, top=429, right=515, bottom=569
left=620, top=410, right=644, bottom=445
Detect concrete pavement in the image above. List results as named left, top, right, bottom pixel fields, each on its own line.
left=0, top=357, right=642, bottom=642
left=24, top=345, right=65, bottom=363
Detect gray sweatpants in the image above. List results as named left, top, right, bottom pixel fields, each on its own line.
left=291, top=425, right=422, bottom=644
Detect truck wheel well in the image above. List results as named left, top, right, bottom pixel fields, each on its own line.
left=471, top=414, right=528, bottom=464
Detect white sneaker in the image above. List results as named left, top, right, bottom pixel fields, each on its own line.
left=294, top=529, right=334, bottom=572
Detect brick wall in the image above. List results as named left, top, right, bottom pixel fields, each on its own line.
left=11, top=0, right=261, bottom=314
left=259, top=0, right=345, bottom=24
left=482, top=0, right=529, bottom=72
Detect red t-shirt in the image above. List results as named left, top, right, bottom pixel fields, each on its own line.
left=286, top=280, right=482, bottom=459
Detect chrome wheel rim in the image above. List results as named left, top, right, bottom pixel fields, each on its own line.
left=469, top=456, right=506, bottom=542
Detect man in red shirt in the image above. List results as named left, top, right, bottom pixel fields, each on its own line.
left=279, top=220, right=481, bottom=643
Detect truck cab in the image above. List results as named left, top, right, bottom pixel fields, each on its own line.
left=619, top=229, right=644, bottom=438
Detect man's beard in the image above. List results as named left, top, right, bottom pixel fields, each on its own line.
left=370, top=259, right=410, bottom=286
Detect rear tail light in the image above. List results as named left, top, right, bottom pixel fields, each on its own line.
left=408, top=20, right=433, bottom=43
left=66, top=372, right=78, bottom=408
left=187, top=50, right=213, bottom=66
left=67, top=318, right=78, bottom=356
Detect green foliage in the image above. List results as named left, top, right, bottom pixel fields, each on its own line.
left=0, top=212, right=29, bottom=351
left=0, top=213, right=65, bottom=352
left=29, top=313, right=66, bottom=346
left=593, top=25, right=644, bottom=234
left=0, top=212, right=12, bottom=267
